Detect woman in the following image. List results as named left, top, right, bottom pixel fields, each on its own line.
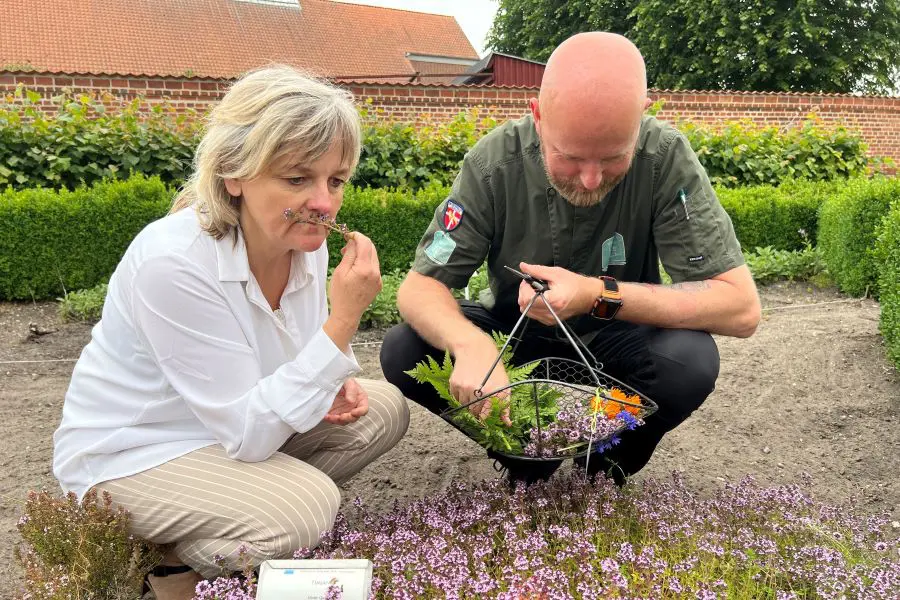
left=52, top=65, right=409, bottom=599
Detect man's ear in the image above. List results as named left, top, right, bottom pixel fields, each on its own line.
left=529, top=98, right=541, bottom=134
left=643, top=97, right=653, bottom=110
left=223, top=178, right=242, bottom=197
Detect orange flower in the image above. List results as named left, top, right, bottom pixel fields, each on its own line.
left=591, top=388, right=642, bottom=417
left=601, top=387, right=642, bottom=417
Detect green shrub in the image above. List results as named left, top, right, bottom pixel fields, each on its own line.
left=58, top=282, right=108, bottom=322
left=817, top=176, right=900, bottom=297
left=718, top=179, right=832, bottom=252
left=743, top=242, right=826, bottom=286
left=3, top=87, right=884, bottom=193
left=354, top=106, right=498, bottom=190
left=680, top=116, right=876, bottom=188
left=329, top=183, right=448, bottom=273
left=8, top=175, right=858, bottom=303
left=0, top=175, right=172, bottom=300
left=874, top=201, right=900, bottom=369
left=360, top=269, right=404, bottom=329
left=0, top=87, right=199, bottom=190
left=1, top=175, right=442, bottom=302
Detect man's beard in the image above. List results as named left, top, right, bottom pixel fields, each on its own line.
left=547, top=170, right=623, bottom=207
left=540, top=147, right=626, bottom=207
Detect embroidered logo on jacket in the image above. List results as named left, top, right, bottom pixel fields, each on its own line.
left=443, top=200, right=464, bottom=231
left=601, top=233, right=627, bottom=272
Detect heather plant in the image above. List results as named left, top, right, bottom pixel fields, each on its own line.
left=15, top=489, right=162, bottom=600
left=192, top=548, right=258, bottom=600
left=284, top=472, right=898, bottom=598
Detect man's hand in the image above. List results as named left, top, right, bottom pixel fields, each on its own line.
left=324, top=378, right=369, bottom=425
left=449, top=333, right=512, bottom=425
left=517, top=262, right=595, bottom=325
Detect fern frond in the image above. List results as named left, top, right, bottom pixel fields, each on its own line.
left=404, top=351, right=457, bottom=407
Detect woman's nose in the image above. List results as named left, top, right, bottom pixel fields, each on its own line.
left=305, top=181, right=334, bottom=214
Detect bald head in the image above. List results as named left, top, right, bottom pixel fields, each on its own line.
left=531, top=33, right=649, bottom=206
left=539, top=32, right=647, bottom=125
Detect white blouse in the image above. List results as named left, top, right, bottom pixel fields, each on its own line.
left=53, top=208, right=359, bottom=499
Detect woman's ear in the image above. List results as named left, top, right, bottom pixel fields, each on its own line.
left=223, top=178, right=242, bottom=197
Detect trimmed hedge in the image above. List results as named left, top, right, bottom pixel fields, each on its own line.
left=327, top=183, right=446, bottom=273
left=818, top=177, right=900, bottom=297
left=874, top=201, right=900, bottom=369
left=0, top=175, right=171, bottom=300
left=718, top=179, right=834, bottom=252
left=1, top=175, right=866, bottom=301
left=0, top=177, right=448, bottom=301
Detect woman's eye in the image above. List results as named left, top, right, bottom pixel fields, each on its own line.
left=286, top=177, right=306, bottom=186
left=329, top=177, right=346, bottom=188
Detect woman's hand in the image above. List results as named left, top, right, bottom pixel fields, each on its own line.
left=329, top=233, right=382, bottom=324
left=324, top=377, right=369, bottom=425
left=323, top=233, right=383, bottom=350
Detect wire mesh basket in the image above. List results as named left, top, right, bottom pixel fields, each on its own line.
left=439, top=266, right=659, bottom=464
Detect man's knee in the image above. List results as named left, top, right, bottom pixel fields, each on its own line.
left=379, top=323, right=426, bottom=389
left=649, top=329, right=720, bottom=409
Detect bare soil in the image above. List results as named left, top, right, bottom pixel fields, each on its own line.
left=1, top=282, right=898, bottom=597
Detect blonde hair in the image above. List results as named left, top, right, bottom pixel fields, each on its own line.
left=171, top=65, right=362, bottom=239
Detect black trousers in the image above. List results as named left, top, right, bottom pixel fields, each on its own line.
left=379, top=301, right=720, bottom=479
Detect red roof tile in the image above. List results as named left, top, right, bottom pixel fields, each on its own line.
left=0, top=0, right=479, bottom=80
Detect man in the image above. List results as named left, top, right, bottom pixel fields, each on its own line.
left=379, top=32, right=761, bottom=485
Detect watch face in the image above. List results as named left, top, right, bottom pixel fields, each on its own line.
left=591, top=298, right=610, bottom=319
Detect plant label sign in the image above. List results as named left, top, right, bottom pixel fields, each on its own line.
left=256, top=559, right=373, bottom=599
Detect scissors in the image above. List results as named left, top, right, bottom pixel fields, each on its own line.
left=503, top=264, right=550, bottom=293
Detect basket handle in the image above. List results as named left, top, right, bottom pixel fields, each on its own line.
left=475, top=267, right=603, bottom=396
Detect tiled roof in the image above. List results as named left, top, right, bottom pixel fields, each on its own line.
left=0, top=0, right=478, bottom=80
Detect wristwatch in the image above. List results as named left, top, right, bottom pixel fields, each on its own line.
left=589, top=276, right=623, bottom=320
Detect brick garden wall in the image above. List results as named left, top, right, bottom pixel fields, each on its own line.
left=3, top=72, right=899, bottom=164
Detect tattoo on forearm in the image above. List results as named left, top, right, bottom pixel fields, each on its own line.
left=668, top=281, right=712, bottom=292
left=634, top=281, right=711, bottom=294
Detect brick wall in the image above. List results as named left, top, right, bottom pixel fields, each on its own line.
left=3, top=72, right=899, bottom=163
left=0, top=72, right=231, bottom=113
left=650, top=91, right=900, bottom=165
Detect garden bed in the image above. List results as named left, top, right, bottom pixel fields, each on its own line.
left=0, top=282, right=898, bottom=596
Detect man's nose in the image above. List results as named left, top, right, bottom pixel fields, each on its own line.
left=579, top=164, right=603, bottom=191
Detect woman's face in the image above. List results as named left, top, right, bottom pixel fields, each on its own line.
left=225, top=141, right=352, bottom=254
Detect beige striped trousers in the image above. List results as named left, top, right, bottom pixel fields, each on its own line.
left=93, top=379, right=409, bottom=578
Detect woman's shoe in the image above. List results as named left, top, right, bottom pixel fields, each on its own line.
left=142, top=565, right=203, bottom=600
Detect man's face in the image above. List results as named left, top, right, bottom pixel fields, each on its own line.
left=535, top=104, right=639, bottom=207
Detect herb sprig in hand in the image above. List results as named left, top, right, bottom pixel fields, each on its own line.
left=283, top=207, right=352, bottom=240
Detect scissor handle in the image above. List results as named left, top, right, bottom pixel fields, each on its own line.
left=503, top=264, right=549, bottom=293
